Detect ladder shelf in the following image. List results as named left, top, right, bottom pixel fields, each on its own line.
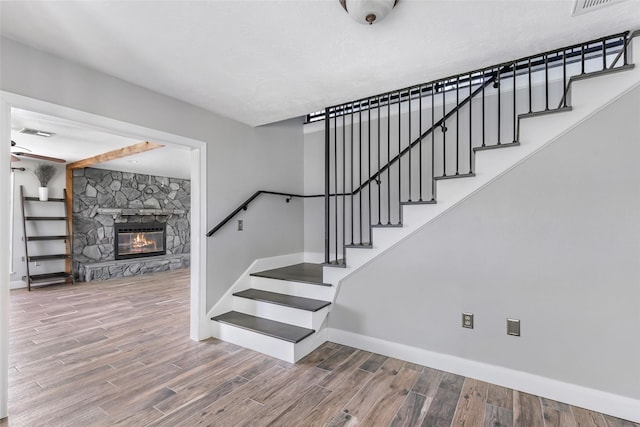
left=20, top=185, right=74, bottom=291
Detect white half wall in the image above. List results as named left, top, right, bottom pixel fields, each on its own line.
left=328, top=85, right=640, bottom=419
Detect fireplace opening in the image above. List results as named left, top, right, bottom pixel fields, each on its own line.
left=114, top=222, right=166, bottom=260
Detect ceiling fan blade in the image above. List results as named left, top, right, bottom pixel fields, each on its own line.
left=11, top=155, right=21, bottom=162
left=10, top=140, right=31, bottom=152
left=13, top=152, right=66, bottom=163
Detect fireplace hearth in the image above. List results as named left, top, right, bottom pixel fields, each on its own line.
left=115, top=222, right=166, bottom=260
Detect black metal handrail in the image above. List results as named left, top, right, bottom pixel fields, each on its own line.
left=307, top=32, right=628, bottom=123
left=323, top=31, right=631, bottom=265
left=208, top=31, right=633, bottom=243
left=207, top=191, right=323, bottom=237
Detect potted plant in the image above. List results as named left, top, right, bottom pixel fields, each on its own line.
left=33, top=163, right=56, bottom=201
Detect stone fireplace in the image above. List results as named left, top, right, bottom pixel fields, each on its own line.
left=115, top=222, right=166, bottom=260
left=72, top=167, right=190, bottom=281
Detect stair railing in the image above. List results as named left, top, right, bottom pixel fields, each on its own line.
left=323, top=31, right=631, bottom=266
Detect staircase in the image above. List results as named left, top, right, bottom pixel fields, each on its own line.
left=209, top=31, right=640, bottom=363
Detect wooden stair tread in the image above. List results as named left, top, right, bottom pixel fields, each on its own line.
left=233, top=289, right=330, bottom=312
left=24, top=216, right=68, bottom=221
left=251, top=263, right=330, bottom=286
left=212, top=311, right=314, bottom=343
left=28, top=254, right=71, bottom=261
left=27, top=235, right=70, bottom=241
left=29, top=272, right=73, bottom=283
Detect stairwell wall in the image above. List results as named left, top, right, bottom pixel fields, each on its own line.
left=328, top=85, right=640, bottom=401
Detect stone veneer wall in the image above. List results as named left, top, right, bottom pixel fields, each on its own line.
left=72, top=167, right=190, bottom=280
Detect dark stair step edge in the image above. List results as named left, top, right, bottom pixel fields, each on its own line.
left=474, top=141, right=521, bottom=152
left=233, top=289, right=330, bottom=312
left=24, top=216, right=67, bottom=221
left=518, top=106, right=572, bottom=120
left=212, top=311, right=314, bottom=344
left=344, top=243, right=373, bottom=249
left=401, top=199, right=437, bottom=205
left=29, top=272, right=73, bottom=283
left=322, top=260, right=346, bottom=268
left=434, top=172, right=476, bottom=181
left=250, top=263, right=331, bottom=287
left=27, top=235, right=70, bottom=241
left=570, top=64, right=634, bottom=83
left=24, top=197, right=65, bottom=202
left=28, top=254, right=71, bottom=261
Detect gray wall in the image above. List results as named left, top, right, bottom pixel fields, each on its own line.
left=329, top=86, right=640, bottom=399
left=1, top=37, right=304, bottom=310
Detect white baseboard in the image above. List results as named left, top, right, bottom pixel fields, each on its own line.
left=327, top=328, right=640, bottom=423
left=10, top=280, right=26, bottom=290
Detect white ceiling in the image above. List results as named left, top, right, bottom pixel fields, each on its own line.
left=11, top=109, right=192, bottom=179
left=1, top=1, right=639, bottom=127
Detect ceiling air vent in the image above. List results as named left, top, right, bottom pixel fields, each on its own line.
left=18, top=128, right=55, bottom=137
left=572, top=0, right=628, bottom=16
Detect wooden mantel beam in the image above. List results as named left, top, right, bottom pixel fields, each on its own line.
left=66, top=141, right=164, bottom=170
left=64, top=140, right=163, bottom=273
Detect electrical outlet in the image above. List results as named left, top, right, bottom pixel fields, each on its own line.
left=507, top=318, right=520, bottom=336
left=462, top=312, right=474, bottom=329
left=237, top=220, right=243, bottom=231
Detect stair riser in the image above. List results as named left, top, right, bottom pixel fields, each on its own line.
left=232, top=297, right=330, bottom=330
left=250, top=276, right=334, bottom=301
left=211, top=321, right=297, bottom=363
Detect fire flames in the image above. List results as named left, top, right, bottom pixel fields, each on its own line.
left=131, top=233, right=157, bottom=252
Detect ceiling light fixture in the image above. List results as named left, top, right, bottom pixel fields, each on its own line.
left=339, top=0, right=398, bottom=25
left=19, top=128, right=55, bottom=137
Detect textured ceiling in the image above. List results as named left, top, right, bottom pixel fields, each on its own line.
left=1, top=0, right=639, bottom=127
left=11, top=109, right=192, bottom=179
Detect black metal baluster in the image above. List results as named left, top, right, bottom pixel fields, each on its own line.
left=377, top=96, right=381, bottom=225
left=408, top=89, right=412, bottom=202
left=497, top=67, right=501, bottom=145
left=442, top=82, right=447, bottom=176
left=512, top=61, right=517, bottom=143
left=334, top=111, right=338, bottom=263
left=350, top=105, right=354, bottom=246
left=419, top=85, right=423, bottom=201
left=398, top=91, right=401, bottom=221
left=324, top=107, right=330, bottom=264
left=469, top=73, right=473, bottom=173
left=562, top=50, right=567, bottom=107
left=387, top=93, right=391, bottom=224
left=482, top=72, right=486, bottom=147
left=431, top=84, right=435, bottom=200
left=359, top=104, right=362, bottom=245
left=623, top=34, right=628, bottom=66
left=368, top=100, right=372, bottom=244
left=602, top=40, right=607, bottom=70
left=342, top=111, right=346, bottom=263
left=545, top=54, right=549, bottom=111
left=581, top=45, right=585, bottom=74
left=455, top=76, right=459, bottom=175
left=528, top=59, right=532, bottom=113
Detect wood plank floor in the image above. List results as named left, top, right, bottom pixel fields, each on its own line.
left=3, top=270, right=637, bottom=427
